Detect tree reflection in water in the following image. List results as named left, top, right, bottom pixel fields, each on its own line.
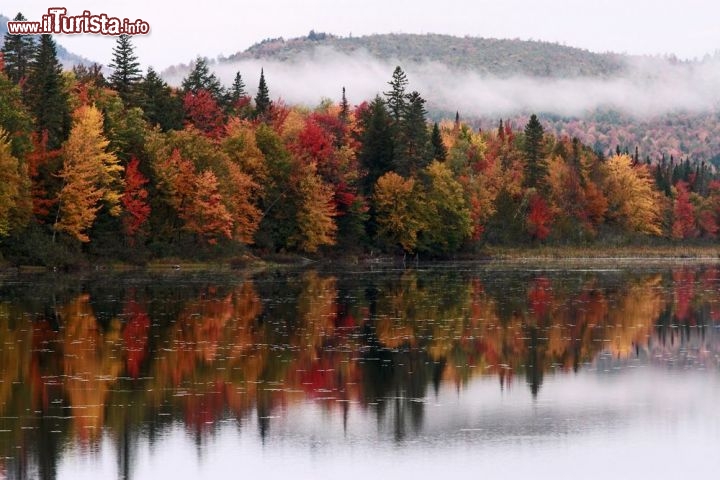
left=0, top=264, right=718, bottom=477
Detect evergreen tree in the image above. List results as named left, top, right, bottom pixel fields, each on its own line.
left=254, top=68, right=271, bottom=118
left=26, top=34, right=70, bottom=150
left=339, top=86, right=349, bottom=123
left=394, top=91, right=431, bottom=177
left=357, top=96, right=394, bottom=195
left=431, top=122, right=447, bottom=161
left=140, top=67, right=183, bottom=131
left=108, top=34, right=142, bottom=107
left=181, top=57, right=223, bottom=99
left=0, top=71, right=34, bottom=157
left=523, top=114, right=547, bottom=191
left=72, top=63, right=106, bottom=87
left=384, top=66, right=408, bottom=124
left=1, top=13, right=36, bottom=86
left=225, top=71, right=247, bottom=107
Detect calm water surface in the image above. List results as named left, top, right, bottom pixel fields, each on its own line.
left=0, top=262, right=719, bottom=479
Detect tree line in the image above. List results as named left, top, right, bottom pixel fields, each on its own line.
left=0, top=19, right=719, bottom=266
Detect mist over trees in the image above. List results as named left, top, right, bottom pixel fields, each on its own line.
left=0, top=23, right=719, bottom=267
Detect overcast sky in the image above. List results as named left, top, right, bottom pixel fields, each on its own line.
left=4, top=0, right=720, bottom=70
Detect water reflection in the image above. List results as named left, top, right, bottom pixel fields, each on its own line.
left=0, top=265, right=719, bottom=478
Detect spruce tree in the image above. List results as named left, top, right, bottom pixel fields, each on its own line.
left=140, top=67, right=183, bottom=131
left=384, top=66, right=408, bottom=124
left=254, top=68, right=271, bottom=118
left=1, top=13, right=37, bottom=86
left=394, top=91, right=431, bottom=177
left=522, top=114, right=547, bottom=191
left=108, top=34, right=142, bottom=107
left=26, top=34, right=70, bottom=150
left=225, top=71, right=247, bottom=106
left=358, top=95, right=394, bottom=195
left=431, top=122, right=447, bottom=161
left=181, top=57, right=223, bottom=100
left=339, top=86, right=349, bottom=123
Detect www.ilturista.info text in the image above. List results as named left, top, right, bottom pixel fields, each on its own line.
left=6, top=8, right=150, bottom=35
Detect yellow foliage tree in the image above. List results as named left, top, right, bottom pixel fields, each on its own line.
left=55, top=106, right=123, bottom=242
left=602, top=154, right=662, bottom=236
left=291, top=163, right=337, bottom=253
left=374, top=171, right=424, bottom=252
left=0, top=129, right=31, bottom=236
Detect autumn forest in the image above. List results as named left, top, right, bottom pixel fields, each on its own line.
left=1, top=25, right=719, bottom=267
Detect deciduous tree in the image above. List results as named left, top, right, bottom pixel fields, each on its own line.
left=55, top=106, right=123, bottom=242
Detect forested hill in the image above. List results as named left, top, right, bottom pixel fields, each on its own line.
left=225, top=32, right=626, bottom=78
left=0, top=13, right=91, bottom=67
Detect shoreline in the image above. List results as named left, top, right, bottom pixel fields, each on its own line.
left=3, top=245, right=720, bottom=274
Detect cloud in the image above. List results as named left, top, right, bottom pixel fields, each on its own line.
left=162, top=46, right=720, bottom=118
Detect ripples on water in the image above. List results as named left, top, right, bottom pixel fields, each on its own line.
left=0, top=264, right=718, bottom=479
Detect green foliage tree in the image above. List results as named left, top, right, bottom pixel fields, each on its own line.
left=1, top=13, right=36, bottom=86
left=108, top=34, right=142, bottom=108
left=181, top=57, right=223, bottom=99
left=357, top=96, right=394, bottom=195
left=339, top=86, right=349, bottom=123
left=225, top=71, right=247, bottom=106
left=394, top=91, right=431, bottom=176
left=140, top=67, right=183, bottom=131
left=431, top=122, right=447, bottom=161
left=26, top=34, right=70, bottom=150
left=523, top=114, right=547, bottom=192
left=418, top=161, right=472, bottom=254
left=0, top=72, right=34, bottom=157
left=384, top=66, right=408, bottom=124
left=254, top=68, right=271, bottom=118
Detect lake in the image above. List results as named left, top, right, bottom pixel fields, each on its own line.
left=0, top=262, right=719, bottom=479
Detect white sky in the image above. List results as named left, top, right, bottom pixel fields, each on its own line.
left=3, top=0, right=720, bottom=70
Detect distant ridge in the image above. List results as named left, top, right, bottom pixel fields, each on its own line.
left=224, top=32, right=627, bottom=78
left=0, top=13, right=94, bottom=68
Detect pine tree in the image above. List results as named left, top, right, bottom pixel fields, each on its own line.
left=108, top=34, right=142, bottom=107
left=431, top=122, right=447, bottom=161
left=181, top=57, right=223, bottom=99
left=1, top=13, right=36, bottom=86
left=384, top=66, right=408, bottom=124
left=26, top=34, right=70, bottom=150
left=254, top=68, right=271, bottom=118
left=523, top=114, right=547, bottom=191
left=140, top=67, right=183, bottom=131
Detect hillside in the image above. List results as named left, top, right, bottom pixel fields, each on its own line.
left=226, top=32, right=626, bottom=78
left=0, top=13, right=92, bottom=67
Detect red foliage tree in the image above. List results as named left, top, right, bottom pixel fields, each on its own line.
left=527, top=193, right=551, bottom=241
left=183, top=89, right=225, bottom=139
left=27, top=131, right=61, bottom=220
left=121, top=156, right=151, bottom=243
left=671, top=180, right=698, bottom=239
